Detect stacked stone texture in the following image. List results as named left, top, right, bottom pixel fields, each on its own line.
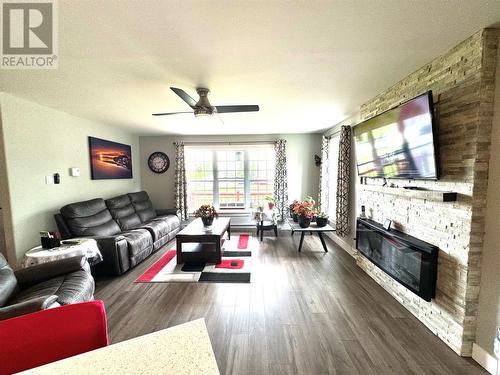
left=356, top=29, right=498, bottom=356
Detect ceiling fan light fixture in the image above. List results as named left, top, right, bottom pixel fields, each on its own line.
left=194, top=107, right=215, bottom=117
left=153, top=87, right=259, bottom=117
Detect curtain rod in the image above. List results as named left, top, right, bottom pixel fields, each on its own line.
left=323, top=130, right=338, bottom=139
left=325, top=124, right=353, bottom=138
left=173, top=140, right=276, bottom=146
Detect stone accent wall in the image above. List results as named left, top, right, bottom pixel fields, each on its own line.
left=356, top=29, right=498, bottom=356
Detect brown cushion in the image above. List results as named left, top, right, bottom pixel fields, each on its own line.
left=0, top=254, right=17, bottom=307
left=120, top=229, right=153, bottom=257
left=105, top=194, right=142, bottom=230
left=60, top=198, right=121, bottom=237
left=139, top=215, right=180, bottom=242
left=128, top=191, right=157, bottom=223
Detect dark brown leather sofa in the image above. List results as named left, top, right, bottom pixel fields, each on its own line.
left=55, top=191, right=181, bottom=276
left=0, top=255, right=94, bottom=321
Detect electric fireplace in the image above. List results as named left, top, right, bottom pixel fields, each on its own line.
left=356, top=218, right=438, bottom=301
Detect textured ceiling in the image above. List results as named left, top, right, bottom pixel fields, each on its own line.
left=1, top=0, right=500, bottom=135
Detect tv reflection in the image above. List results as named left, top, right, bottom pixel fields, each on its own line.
left=355, top=94, right=436, bottom=179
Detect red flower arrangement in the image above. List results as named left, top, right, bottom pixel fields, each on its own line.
left=292, top=201, right=314, bottom=218
left=194, top=205, right=218, bottom=218
left=290, top=200, right=300, bottom=211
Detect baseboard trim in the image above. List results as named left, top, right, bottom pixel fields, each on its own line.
left=325, top=232, right=357, bottom=257
left=472, top=343, right=498, bottom=374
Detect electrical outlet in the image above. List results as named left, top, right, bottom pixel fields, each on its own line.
left=45, top=175, right=53, bottom=185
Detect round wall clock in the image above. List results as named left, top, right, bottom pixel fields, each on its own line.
left=148, top=152, right=170, bottom=174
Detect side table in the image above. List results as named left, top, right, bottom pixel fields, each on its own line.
left=256, top=220, right=278, bottom=241
left=22, top=238, right=103, bottom=268
left=285, top=219, right=335, bottom=252
left=254, top=208, right=278, bottom=241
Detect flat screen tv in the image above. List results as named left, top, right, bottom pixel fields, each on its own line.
left=353, top=91, right=438, bottom=180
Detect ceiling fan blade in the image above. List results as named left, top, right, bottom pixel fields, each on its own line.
left=152, top=111, right=193, bottom=116
left=170, top=87, right=197, bottom=109
left=215, top=105, right=259, bottom=113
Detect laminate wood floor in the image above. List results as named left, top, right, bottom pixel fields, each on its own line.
left=95, top=232, right=486, bottom=375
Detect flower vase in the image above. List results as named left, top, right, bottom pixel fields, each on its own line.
left=201, top=216, right=214, bottom=227
left=316, top=217, right=328, bottom=227
left=298, top=216, right=311, bottom=228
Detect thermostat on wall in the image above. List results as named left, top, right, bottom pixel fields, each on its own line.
left=70, top=167, right=80, bottom=177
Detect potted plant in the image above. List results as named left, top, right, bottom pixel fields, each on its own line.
left=304, top=196, right=316, bottom=206
left=194, top=205, right=218, bottom=227
left=290, top=200, right=300, bottom=222
left=293, top=201, right=314, bottom=228
left=315, top=211, right=328, bottom=228
left=265, top=196, right=275, bottom=210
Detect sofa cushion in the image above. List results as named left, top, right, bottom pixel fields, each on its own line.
left=120, top=229, right=153, bottom=258
left=140, top=215, right=180, bottom=242
left=128, top=191, right=156, bottom=223
left=0, top=255, right=17, bottom=307
left=60, top=198, right=121, bottom=237
left=105, top=194, right=142, bottom=230
left=9, top=269, right=95, bottom=306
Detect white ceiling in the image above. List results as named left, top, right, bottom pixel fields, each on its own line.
left=1, top=0, right=500, bottom=135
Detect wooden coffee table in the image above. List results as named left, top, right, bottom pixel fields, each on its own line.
left=175, top=217, right=231, bottom=264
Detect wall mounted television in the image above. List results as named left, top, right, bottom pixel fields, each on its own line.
left=353, top=91, right=439, bottom=180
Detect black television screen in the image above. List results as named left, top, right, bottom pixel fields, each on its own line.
left=353, top=91, right=438, bottom=179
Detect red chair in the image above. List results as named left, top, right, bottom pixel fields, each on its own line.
left=0, top=300, right=108, bottom=375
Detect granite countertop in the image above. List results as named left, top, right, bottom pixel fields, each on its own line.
left=19, top=319, right=220, bottom=375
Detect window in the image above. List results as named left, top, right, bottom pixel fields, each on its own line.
left=248, top=149, right=275, bottom=208
left=217, top=150, right=245, bottom=209
left=185, top=150, right=213, bottom=210
left=185, top=145, right=275, bottom=212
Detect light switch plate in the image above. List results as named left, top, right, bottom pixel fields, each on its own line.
left=45, top=175, right=53, bottom=184
left=70, top=167, right=80, bottom=177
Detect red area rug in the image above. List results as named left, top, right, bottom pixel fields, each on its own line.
left=238, top=234, right=249, bottom=249
left=135, top=234, right=252, bottom=283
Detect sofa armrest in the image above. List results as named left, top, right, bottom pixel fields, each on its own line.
left=0, top=295, right=58, bottom=321
left=88, top=236, right=129, bottom=276
left=156, top=208, right=180, bottom=217
left=14, top=256, right=86, bottom=287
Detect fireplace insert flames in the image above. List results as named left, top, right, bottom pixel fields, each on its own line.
left=356, top=218, right=438, bottom=301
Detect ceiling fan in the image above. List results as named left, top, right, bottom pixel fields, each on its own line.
left=153, top=87, right=259, bottom=117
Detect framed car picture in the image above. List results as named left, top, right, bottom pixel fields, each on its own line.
left=88, top=137, right=133, bottom=179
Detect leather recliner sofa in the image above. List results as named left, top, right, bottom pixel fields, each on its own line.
left=0, top=254, right=94, bottom=321
left=54, top=191, right=181, bottom=276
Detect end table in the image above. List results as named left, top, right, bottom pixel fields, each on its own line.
left=22, top=238, right=103, bottom=268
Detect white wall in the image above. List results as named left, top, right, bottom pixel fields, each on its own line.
left=0, top=93, right=141, bottom=264
left=139, top=133, right=322, bottom=210
left=475, top=35, right=500, bottom=360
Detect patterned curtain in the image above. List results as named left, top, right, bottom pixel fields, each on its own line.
left=335, top=126, right=351, bottom=237
left=318, top=135, right=330, bottom=213
left=174, top=142, right=188, bottom=220
left=274, top=139, right=288, bottom=221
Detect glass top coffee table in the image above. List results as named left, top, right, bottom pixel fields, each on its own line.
left=285, top=218, right=335, bottom=252
left=175, top=217, right=231, bottom=264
